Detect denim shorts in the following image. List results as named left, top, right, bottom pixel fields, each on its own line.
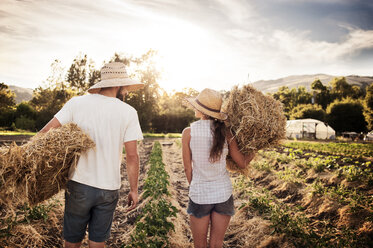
left=63, top=180, right=119, bottom=243
left=187, top=195, right=235, bottom=218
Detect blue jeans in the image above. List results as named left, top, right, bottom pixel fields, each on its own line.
left=63, top=180, right=119, bottom=243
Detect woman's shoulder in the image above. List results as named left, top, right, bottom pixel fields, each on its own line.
left=191, top=119, right=210, bottom=127
left=182, top=127, right=191, bottom=141
left=188, top=120, right=198, bottom=129
left=182, top=127, right=191, bottom=135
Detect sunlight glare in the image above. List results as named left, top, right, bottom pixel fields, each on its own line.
left=135, top=19, right=217, bottom=92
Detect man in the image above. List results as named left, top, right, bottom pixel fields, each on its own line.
left=40, top=62, right=144, bottom=248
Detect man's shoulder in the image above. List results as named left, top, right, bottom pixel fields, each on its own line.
left=69, top=94, right=87, bottom=102
left=64, top=95, right=82, bottom=105
left=118, top=101, right=137, bottom=114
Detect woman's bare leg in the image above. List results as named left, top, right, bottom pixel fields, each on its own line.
left=209, top=212, right=231, bottom=248
left=190, top=214, right=210, bottom=248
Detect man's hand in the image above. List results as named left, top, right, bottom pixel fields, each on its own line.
left=127, top=191, right=138, bottom=211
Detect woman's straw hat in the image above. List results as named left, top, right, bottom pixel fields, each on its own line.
left=88, top=62, right=144, bottom=93
left=184, top=88, right=228, bottom=120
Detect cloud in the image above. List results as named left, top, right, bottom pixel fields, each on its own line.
left=271, top=28, right=373, bottom=61
left=0, top=0, right=372, bottom=90
left=213, top=0, right=255, bottom=25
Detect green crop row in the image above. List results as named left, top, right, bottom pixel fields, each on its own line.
left=284, top=141, right=373, bottom=158
left=125, top=142, right=178, bottom=248
left=259, top=149, right=373, bottom=184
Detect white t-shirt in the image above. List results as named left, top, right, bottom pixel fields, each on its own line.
left=55, top=94, right=143, bottom=190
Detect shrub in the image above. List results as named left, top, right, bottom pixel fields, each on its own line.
left=15, top=116, right=36, bottom=131
left=327, top=98, right=367, bottom=132
left=290, top=104, right=326, bottom=122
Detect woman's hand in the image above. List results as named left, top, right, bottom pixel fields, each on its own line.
left=227, top=131, right=255, bottom=169
left=244, top=152, right=255, bottom=165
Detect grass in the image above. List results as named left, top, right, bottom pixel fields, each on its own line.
left=143, top=133, right=181, bottom=138
left=0, top=131, right=36, bottom=136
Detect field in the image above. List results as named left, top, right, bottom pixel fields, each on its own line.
left=0, top=137, right=372, bottom=247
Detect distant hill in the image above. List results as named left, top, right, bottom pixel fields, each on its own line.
left=250, top=74, right=373, bottom=93
left=7, top=74, right=373, bottom=102
left=8, top=85, right=33, bottom=104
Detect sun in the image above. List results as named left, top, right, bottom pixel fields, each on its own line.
left=136, top=18, right=218, bottom=93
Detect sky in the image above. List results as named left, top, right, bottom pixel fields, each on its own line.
left=0, top=0, right=372, bottom=92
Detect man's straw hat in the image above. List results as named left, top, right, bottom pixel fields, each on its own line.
left=88, top=62, right=144, bottom=93
left=184, top=88, right=228, bottom=120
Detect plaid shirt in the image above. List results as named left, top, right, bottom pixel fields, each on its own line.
left=189, top=120, right=232, bottom=204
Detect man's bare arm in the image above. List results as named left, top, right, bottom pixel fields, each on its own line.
left=39, top=117, right=62, bottom=133
left=124, top=140, right=140, bottom=211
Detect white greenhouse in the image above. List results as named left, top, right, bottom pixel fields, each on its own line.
left=286, top=119, right=336, bottom=140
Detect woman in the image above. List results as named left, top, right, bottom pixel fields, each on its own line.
left=182, top=88, right=254, bottom=248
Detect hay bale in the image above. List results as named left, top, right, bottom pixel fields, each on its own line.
left=5, top=224, right=45, bottom=248
left=0, top=123, right=95, bottom=207
left=224, top=84, right=286, bottom=173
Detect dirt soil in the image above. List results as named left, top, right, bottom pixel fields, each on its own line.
left=0, top=135, right=32, bottom=146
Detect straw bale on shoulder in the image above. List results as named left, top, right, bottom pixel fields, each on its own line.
left=0, top=123, right=95, bottom=207
left=224, top=84, right=286, bottom=174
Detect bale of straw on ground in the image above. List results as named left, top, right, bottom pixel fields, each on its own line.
left=224, top=84, right=286, bottom=174
left=0, top=123, right=95, bottom=207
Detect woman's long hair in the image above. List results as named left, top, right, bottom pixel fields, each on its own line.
left=209, top=117, right=226, bottom=163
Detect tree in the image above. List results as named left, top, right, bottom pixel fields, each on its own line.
left=0, top=108, right=16, bottom=128
left=66, top=54, right=100, bottom=95
left=293, top=86, right=312, bottom=105
left=311, top=79, right=327, bottom=92
left=363, top=84, right=373, bottom=130
left=0, top=82, right=16, bottom=109
left=31, top=51, right=163, bottom=131
left=0, top=82, right=16, bottom=128
left=112, top=50, right=161, bottom=132
left=14, top=102, right=37, bottom=131
left=153, top=88, right=198, bottom=133
left=363, top=84, right=373, bottom=110
left=351, top=85, right=364, bottom=99
left=31, top=86, right=75, bottom=129
left=311, top=79, right=332, bottom=109
left=290, top=104, right=326, bottom=122
left=327, top=98, right=367, bottom=133
left=15, top=102, right=37, bottom=119
left=329, top=77, right=354, bottom=100
left=15, top=116, right=36, bottom=131
left=272, top=86, right=312, bottom=118
left=31, top=61, right=75, bottom=129
left=273, top=86, right=293, bottom=118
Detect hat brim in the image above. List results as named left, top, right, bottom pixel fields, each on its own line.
left=183, top=98, right=228, bottom=121
left=88, top=78, right=144, bottom=94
